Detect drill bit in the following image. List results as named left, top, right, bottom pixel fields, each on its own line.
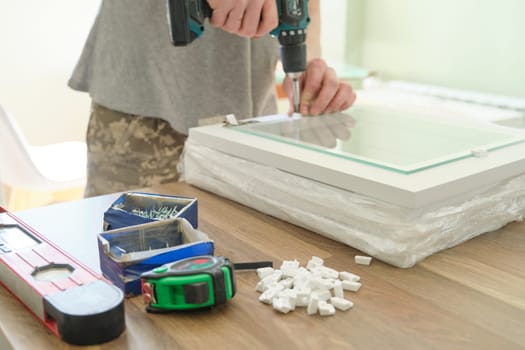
left=289, top=72, right=302, bottom=114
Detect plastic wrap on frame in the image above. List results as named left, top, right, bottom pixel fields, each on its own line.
left=182, top=139, right=525, bottom=268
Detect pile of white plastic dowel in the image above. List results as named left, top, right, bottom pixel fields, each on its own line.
left=255, top=256, right=366, bottom=316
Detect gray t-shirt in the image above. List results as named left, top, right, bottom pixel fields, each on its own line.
left=69, top=0, right=280, bottom=134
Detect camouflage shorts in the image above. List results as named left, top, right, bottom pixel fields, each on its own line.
left=85, top=103, right=187, bottom=197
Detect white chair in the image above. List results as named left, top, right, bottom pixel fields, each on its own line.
left=0, top=104, right=87, bottom=210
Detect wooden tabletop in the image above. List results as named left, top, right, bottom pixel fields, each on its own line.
left=1, top=182, right=524, bottom=349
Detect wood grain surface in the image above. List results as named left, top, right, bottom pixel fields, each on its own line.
left=1, top=182, right=524, bottom=350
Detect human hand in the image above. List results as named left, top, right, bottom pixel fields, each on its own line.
left=283, top=59, right=357, bottom=116
left=207, top=0, right=278, bottom=38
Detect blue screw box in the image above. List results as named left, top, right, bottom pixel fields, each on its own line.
left=97, top=218, right=214, bottom=297
left=103, top=192, right=198, bottom=231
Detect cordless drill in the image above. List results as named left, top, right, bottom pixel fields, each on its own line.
left=166, top=0, right=310, bottom=113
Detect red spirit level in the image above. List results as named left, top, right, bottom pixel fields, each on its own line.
left=0, top=207, right=125, bottom=345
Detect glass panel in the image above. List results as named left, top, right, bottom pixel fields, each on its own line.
left=232, top=107, right=525, bottom=173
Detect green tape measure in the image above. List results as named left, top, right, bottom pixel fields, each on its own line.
left=141, top=255, right=236, bottom=312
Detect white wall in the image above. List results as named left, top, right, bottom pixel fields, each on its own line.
left=350, top=0, right=525, bottom=98
left=0, top=0, right=100, bottom=145
left=320, top=1, right=348, bottom=65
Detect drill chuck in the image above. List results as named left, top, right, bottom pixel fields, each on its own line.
left=279, top=40, right=307, bottom=74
